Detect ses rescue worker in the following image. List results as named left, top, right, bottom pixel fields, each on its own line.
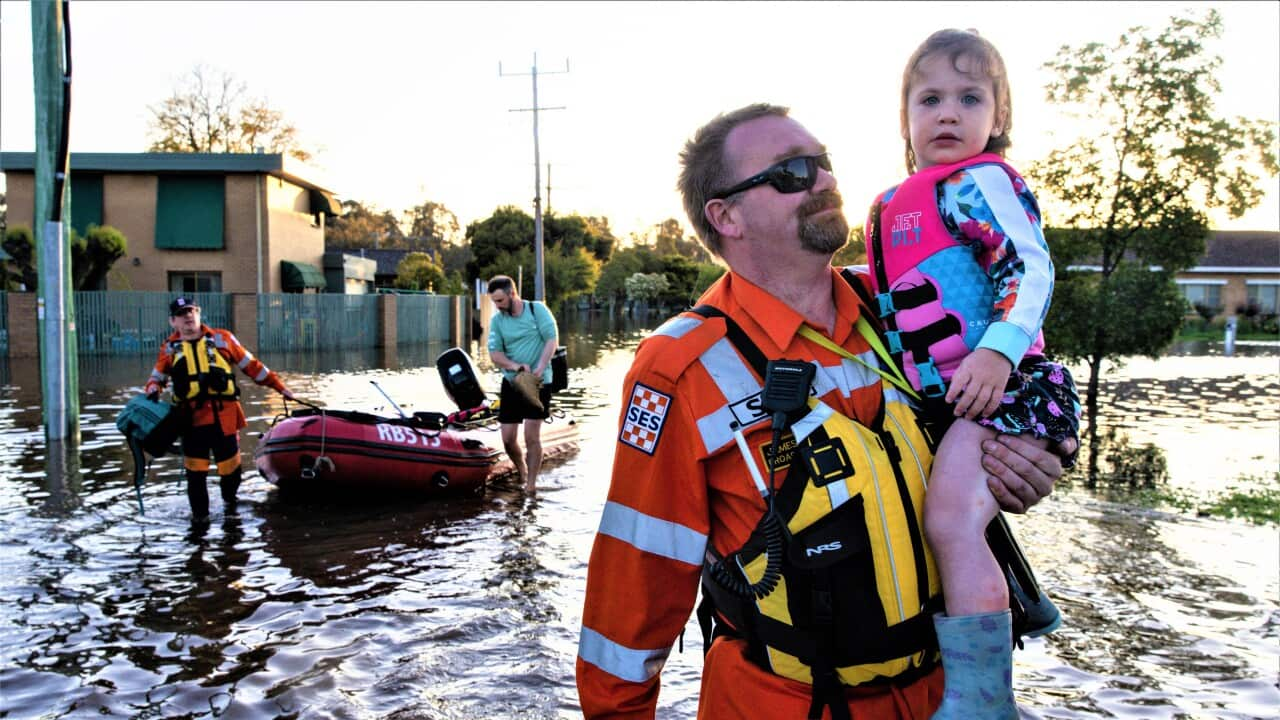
left=575, top=104, right=1076, bottom=719
left=142, top=296, right=293, bottom=519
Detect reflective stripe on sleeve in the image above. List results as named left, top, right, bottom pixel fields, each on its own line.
left=969, top=164, right=1053, bottom=336
left=698, top=338, right=761, bottom=404
left=254, top=367, right=270, bottom=382
left=653, top=315, right=703, bottom=339
left=597, top=501, right=706, bottom=566
left=149, top=370, right=168, bottom=383
left=238, top=352, right=254, bottom=369
left=577, top=626, right=671, bottom=683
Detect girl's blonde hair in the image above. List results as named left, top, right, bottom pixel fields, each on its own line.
left=900, top=28, right=1012, bottom=174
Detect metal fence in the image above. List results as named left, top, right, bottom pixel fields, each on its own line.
left=0, top=292, right=7, bottom=355
left=256, top=293, right=378, bottom=351
left=75, top=291, right=230, bottom=356
left=4, top=291, right=458, bottom=357
left=396, top=294, right=453, bottom=344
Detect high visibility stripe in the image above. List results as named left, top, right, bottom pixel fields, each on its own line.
left=884, top=406, right=930, bottom=490
left=654, top=315, right=702, bottom=339
left=212, top=333, right=230, bottom=349
left=846, top=428, right=907, bottom=621
left=254, top=367, right=270, bottom=382
left=839, top=354, right=882, bottom=394
left=184, top=457, right=211, bottom=472
left=789, top=401, right=832, bottom=445
left=597, top=501, right=706, bottom=566
left=578, top=626, right=670, bottom=683
left=216, top=455, right=242, bottom=474
left=699, top=338, right=761, bottom=404
left=238, top=352, right=254, bottom=369
left=697, top=405, right=743, bottom=455
left=149, top=370, right=168, bottom=383
left=969, top=164, right=1052, bottom=337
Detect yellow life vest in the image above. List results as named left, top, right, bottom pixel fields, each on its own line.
left=691, top=293, right=942, bottom=714
left=169, top=336, right=239, bottom=404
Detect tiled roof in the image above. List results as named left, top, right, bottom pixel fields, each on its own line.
left=347, top=248, right=412, bottom=275
left=1199, top=231, right=1280, bottom=269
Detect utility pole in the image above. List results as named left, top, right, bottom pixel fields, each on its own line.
left=500, top=54, right=567, bottom=303
left=546, top=163, right=552, bottom=215
left=33, top=0, right=79, bottom=443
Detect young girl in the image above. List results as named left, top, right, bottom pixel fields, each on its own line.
left=863, top=29, right=1081, bottom=719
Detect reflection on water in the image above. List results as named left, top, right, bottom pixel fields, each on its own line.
left=0, top=316, right=1275, bottom=719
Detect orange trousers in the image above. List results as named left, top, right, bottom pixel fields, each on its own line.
left=696, top=637, right=944, bottom=720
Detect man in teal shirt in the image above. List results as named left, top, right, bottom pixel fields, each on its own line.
left=486, top=275, right=560, bottom=490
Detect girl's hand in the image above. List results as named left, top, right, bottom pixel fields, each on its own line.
left=946, top=348, right=1012, bottom=420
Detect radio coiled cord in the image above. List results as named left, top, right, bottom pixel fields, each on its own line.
left=708, top=424, right=788, bottom=599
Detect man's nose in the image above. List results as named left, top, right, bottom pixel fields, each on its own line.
left=813, top=164, right=837, bottom=193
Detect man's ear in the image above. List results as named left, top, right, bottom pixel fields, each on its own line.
left=704, top=199, right=742, bottom=242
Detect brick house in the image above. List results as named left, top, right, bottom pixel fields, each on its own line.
left=0, top=152, right=340, bottom=293
left=1174, top=230, right=1280, bottom=318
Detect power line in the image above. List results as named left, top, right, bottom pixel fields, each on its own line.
left=499, top=53, right=568, bottom=303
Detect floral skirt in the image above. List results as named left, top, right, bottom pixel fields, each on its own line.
left=976, top=357, right=1082, bottom=443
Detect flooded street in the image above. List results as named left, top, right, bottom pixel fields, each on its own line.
left=0, top=317, right=1276, bottom=719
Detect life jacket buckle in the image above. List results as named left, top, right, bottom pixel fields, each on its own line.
left=885, top=330, right=904, bottom=355
left=874, top=292, right=896, bottom=318
left=916, top=360, right=946, bottom=398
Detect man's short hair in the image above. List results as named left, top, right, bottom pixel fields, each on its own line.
left=487, top=275, right=515, bottom=295
left=678, top=103, right=791, bottom=258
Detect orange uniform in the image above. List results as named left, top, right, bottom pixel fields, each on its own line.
left=577, top=269, right=943, bottom=719
left=144, top=324, right=286, bottom=435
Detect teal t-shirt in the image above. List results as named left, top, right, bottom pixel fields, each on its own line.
left=487, top=300, right=558, bottom=384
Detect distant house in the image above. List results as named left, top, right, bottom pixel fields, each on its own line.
left=1174, top=231, right=1279, bottom=318
left=0, top=152, right=340, bottom=294
left=1065, top=229, right=1279, bottom=319
left=343, top=248, right=413, bottom=289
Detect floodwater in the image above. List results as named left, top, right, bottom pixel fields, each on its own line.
left=0, top=316, right=1276, bottom=719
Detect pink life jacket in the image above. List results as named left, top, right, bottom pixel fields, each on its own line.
left=866, top=153, right=1045, bottom=397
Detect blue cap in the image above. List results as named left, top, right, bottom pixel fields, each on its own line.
left=169, top=296, right=200, bottom=316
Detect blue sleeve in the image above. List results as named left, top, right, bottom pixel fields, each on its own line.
left=939, top=165, right=1054, bottom=364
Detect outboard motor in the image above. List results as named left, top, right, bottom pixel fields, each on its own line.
left=435, top=347, right=487, bottom=411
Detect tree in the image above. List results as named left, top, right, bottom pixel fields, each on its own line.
left=1027, top=10, right=1278, bottom=479
left=596, top=245, right=664, bottom=306
left=325, top=200, right=404, bottom=250
left=394, top=252, right=446, bottom=292
left=4, top=223, right=129, bottom=291
left=643, top=218, right=711, bottom=263
left=147, top=65, right=312, bottom=161
left=465, top=206, right=605, bottom=303
left=71, top=225, right=128, bottom=290
left=624, top=272, right=670, bottom=302
left=3, top=225, right=35, bottom=291
left=403, top=201, right=461, bottom=252
left=831, top=224, right=866, bottom=268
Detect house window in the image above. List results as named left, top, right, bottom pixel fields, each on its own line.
left=155, top=175, right=225, bottom=249
left=70, top=174, right=104, bottom=237
left=1246, top=282, right=1280, bottom=314
left=169, top=271, right=222, bottom=294
left=1177, top=282, right=1222, bottom=313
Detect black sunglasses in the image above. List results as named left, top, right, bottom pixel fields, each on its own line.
left=712, top=153, right=832, bottom=200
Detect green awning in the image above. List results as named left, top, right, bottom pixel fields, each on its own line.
left=281, top=260, right=327, bottom=290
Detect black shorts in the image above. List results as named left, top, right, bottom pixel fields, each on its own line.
left=498, top=378, right=553, bottom=423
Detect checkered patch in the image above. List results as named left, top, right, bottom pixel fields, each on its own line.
left=619, top=383, right=671, bottom=455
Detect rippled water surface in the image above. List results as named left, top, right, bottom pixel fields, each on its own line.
left=0, top=318, right=1276, bottom=719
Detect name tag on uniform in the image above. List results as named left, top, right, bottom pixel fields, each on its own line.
left=619, top=383, right=671, bottom=455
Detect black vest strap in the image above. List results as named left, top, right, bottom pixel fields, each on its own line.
left=689, top=304, right=769, bottom=379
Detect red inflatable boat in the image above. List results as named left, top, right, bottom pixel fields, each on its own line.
left=255, top=409, right=501, bottom=497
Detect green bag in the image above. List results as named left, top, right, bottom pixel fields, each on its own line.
left=116, top=395, right=184, bottom=457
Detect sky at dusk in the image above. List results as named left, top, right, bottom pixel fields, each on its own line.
left=2, top=1, right=1277, bottom=242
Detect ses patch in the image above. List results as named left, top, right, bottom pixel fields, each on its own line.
left=619, top=383, right=671, bottom=455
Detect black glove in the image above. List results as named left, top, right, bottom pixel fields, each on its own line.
left=146, top=391, right=159, bottom=402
